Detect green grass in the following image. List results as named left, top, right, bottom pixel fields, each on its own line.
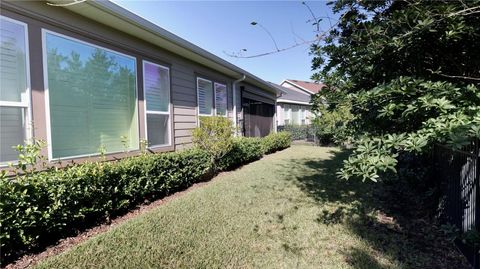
left=36, top=145, right=466, bottom=269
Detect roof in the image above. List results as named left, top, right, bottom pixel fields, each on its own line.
left=281, top=79, right=325, bottom=94
left=45, top=0, right=278, bottom=95
left=269, top=82, right=312, bottom=105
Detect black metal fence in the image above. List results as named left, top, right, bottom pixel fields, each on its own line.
left=277, top=125, right=316, bottom=142
left=433, top=139, right=479, bottom=268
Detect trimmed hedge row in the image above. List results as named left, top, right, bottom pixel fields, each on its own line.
left=1, top=149, right=211, bottom=261
left=277, top=125, right=314, bottom=141
left=261, top=132, right=292, bottom=154
left=1, top=132, right=291, bottom=263
left=219, top=137, right=264, bottom=171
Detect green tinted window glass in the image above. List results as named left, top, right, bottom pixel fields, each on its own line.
left=45, top=32, right=138, bottom=159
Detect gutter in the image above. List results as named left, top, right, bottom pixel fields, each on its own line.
left=232, top=74, right=246, bottom=136
left=276, top=99, right=312, bottom=105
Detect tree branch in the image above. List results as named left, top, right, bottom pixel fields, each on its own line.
left=427, top=69, right=480, bottom=81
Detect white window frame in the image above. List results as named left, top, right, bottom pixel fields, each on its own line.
left=214, top=82, right=228, bottom=117
left=283, top=104, right=291, bottom=125
left=42, top=29, right=139, bottom=161
left=143, top=60, right=172, bottom=148
left=196, top=77, right=214, bottom=117
left=301, top=107, right=306, bottom=125
left=0, top=15, right=32, bottom=166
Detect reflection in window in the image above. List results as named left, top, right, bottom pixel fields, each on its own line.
left=0, top=16, right=30, bottom=164
left=214, top=83, right=227, bottom=116
left=143, top=61, right=170, bottom=147
left=45, top=31, right=138, bottom=159
left=197, top=78, right=213, bottom=116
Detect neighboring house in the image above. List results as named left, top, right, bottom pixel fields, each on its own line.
left=270, top=82, right=312, bottom=127
left=272, top=79, right=325, bottom=127
left=280, top=79, right=325, bottom=95
left=0, top=0, right=279, bottom=166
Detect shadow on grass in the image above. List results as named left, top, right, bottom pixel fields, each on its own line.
left=279, top=148, right=470, bottom=269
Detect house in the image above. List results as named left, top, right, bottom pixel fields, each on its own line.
left=280, top=79, right=324, bottom=95
left=0, top=0, right=279, bottom=166
left=272, top=79, right=325, bottom=127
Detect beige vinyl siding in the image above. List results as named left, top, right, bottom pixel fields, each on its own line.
left=1, top=1, right=262, bottom=158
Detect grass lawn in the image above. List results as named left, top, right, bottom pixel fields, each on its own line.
left=36, top=145, right=467, bottom=269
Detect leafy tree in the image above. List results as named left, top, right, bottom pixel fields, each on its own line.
left=311, top=87, right=354, bottom=145
left=311, top=0, right=480, bottom=181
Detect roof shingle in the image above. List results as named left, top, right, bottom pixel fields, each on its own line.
left=269, top=82, right=311, bottom=104
left=283, top=79, right=325, bottom=94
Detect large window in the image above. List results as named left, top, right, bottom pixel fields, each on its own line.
left=0, top=16, right=30, bottom=164
left=143, top=61, right=170, bottom=147
left=291, top=105, right=300, bottom=125
left=197, top=77, right=213, bottom=116
left=197, top=77, right=228, bottom=117
left=44, top=31, right=138, bottom=159
left=214, top=82, right=227, bottom=116
left=301, top=107, right=306, bottom=125
left=283, top=104, right=291, bottom=125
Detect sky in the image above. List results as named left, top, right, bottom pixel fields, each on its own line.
left=111, top=1, right=335, bottom=84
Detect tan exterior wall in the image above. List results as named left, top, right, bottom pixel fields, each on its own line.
left=0, top=1, right=275, bottom=165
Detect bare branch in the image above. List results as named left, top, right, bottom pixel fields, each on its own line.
left=225, top=40, right=315, bottom=59
left=224, top=27, right=334, bottom=59
left=448, top=5, right=480, bottom=17
left=302, top=1, right=320, bottom=32
left=290, top=21, right=306, bottom=44
left=251, top=22, right=280, bottom=52
left=427, top=69, right=480, bottom=81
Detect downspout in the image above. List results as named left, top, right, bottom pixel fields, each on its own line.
left=232, top=74, right=246, bottom=136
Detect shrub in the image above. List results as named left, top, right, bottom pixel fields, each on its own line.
left=1, top=129, right=293, bottom=263
left=0, top=148, right=211, bottom=262
left=277, top=125, right=316, bottom=141
left=192, top=116, right=234, bottom=170
left=261, top=132, right=292, bottom=154
left=218, top=137, right=263, bottom=171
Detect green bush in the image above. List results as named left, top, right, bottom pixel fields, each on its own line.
left=1, top=130, right=292, bottom=263
left=192, top=116, right=234, bottom=170
left=261, top=132, right=292, bottom=154
left=0, top=148, right=211, bottom=262
left=277, top=125, right=316, bottom=141
left=218, top=137, right=263, bottom=171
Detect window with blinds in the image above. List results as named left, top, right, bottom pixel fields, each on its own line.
left=291, top=105, right=300, bottom=125
left=0, top=16, right=30, bottom=164
left=301, top=107, right=306, bottom=125
left=143, top=61, right=170, bottom=147
left=283, top=104, right=291, bottom=125
left=44, top=31, right=139, bottom=159
left=197, top=78, right=213, bottom=116
left=214, top=82, right=227, bottom=116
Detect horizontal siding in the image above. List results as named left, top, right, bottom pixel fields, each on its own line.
left=174, top=115, right=196, bottom=123
left=172, top=91, right=196, bottom=103
left=175, top=143, right=193, bottom=151
left=174, top=122, right=196, bottom=131
left=175, top=136, right=192, bottom=144
left=171, top=65, right=197, bottom=149
left=174, top=107, right=196, bottom=116
left=171, top=76, right=194, bottom=89
left=173, top=99, right=196, bottom=107
left=175, top=129, right=192, bottom=137
left=2, top=1, right=274, bottom=159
